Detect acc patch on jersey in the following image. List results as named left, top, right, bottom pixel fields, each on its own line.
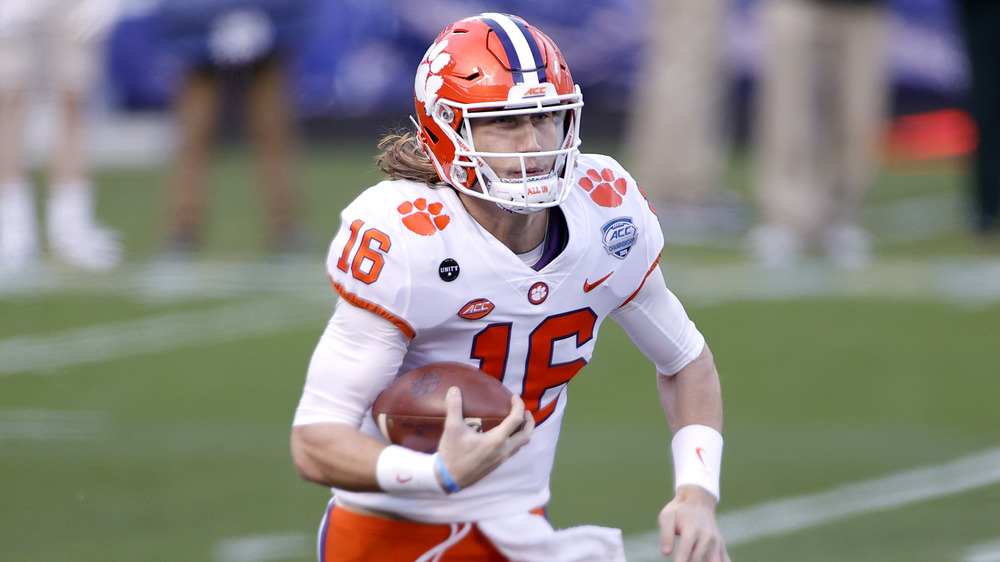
left=601, top=217, right=638, bottom=259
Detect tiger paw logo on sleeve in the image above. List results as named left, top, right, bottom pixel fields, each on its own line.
left=398, top=198, right=450, bottom=236
left=578, top=168, right=628, bottom=208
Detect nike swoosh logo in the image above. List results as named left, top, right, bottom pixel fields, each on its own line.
left=397, top=473, right=414, bottom=484
left=696, top=447, right=708, bottom=468
left=583, top=271, right=614, bottom=293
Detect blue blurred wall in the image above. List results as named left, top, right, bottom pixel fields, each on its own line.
left=105, top=0, right=967, bottom=121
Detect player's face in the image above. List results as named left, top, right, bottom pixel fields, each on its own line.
left=468, top=112, right=562, bottom=180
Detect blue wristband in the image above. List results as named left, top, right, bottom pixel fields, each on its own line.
left=434, top=453, right=461, bottom=494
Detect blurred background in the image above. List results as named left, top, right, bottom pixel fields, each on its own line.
left=2, top=0, right=998, bottom=561
left=15, top=0, right=976, bottom=179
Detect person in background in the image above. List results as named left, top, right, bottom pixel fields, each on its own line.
left=291, top=12, right=729, bottom=562
left=749, top=0, right=890, bottom=267
left=157, top=0, right=310, bottom=256
left=624, top=0, right=745, bottom=238
left=958, top=0, right=1000, bottom=240
left=0, top=0, right=123, bottom=272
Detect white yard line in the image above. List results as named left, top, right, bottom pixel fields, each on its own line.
left=0, top=298, right=328, bottom=376
left=214, top=533, right=313, bottom=562
left=2, top=257, right=1000, bottom=305
left=624, top=447, right=1000, bottom=560
left=3, top=257, right=995, bottom=377
left=662, top=257, right=1000, bottom=307
left=0, top=255, right=996, bottom=382
left=0, top=259, right=329, bottom=302
left=0, top=409, right=107, bottom=441
left=965, top=539, right=1000, bottom=562
left=2, top=257, right=996, bottom=377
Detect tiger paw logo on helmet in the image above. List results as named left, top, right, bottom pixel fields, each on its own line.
left=398, top=198, right=450, bottom=236
left=579, top=168, right=627, bottom=208
left=415, top=39, right=451, bottom=112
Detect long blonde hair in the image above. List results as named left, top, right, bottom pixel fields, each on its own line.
left=375, top=133, right=444, bottom=185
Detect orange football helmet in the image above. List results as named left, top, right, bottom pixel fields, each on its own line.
left=414, top=13, right=584, bottom=214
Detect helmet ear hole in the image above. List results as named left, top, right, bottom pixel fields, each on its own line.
left=434, top=105, right=461, bottom=135
left=436, top=105, right=456, bottom=123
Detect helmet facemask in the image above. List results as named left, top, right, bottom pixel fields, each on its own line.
left=433, top=86, right=583, bottom=214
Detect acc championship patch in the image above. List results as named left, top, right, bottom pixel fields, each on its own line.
left=601, top=217, right=638, bottom=259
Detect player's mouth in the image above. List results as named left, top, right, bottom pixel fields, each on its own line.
left=497, top=163, right=551, bottom=179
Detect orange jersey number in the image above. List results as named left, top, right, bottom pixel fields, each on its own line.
left=471, top=309, right=597, bottom=426
left=337, top=219, right=391, bottom=284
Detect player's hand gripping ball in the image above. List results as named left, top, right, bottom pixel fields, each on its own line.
left=372, top=362, right=515, bottom=453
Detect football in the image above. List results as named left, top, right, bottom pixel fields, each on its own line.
left=372, top=362, right=514, bottom=453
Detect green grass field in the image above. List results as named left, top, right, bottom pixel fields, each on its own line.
left=2, top=139, right=998, bottom=561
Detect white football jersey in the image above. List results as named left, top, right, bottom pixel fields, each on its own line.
left=312, top=153, right=703, bottom=522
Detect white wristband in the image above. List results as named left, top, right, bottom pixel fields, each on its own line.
left=671, top=424, right=723, bottom=502
left=375, top=445, right=446, bottom=495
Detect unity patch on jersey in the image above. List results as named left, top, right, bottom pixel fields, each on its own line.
left=601, top=217, right=638, bottom=259
left=439, top=258, right=460, bottom=281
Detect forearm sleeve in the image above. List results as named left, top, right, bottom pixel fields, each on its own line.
left=610, top=266, right=705, bottom=376
left=292, top=298, right=408, bottom=427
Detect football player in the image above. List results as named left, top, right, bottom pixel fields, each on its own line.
left=291, top=12, right=729, bottom=562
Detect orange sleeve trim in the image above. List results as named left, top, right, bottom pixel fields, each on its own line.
left=619, top=251, right=662, bottom=308
left=330, top=276, right=417, bottom=339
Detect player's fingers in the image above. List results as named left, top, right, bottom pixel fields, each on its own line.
left=658, top=511, right=676, bottom=556
left=496, top=395, right=532, bottom=451
left=690, top=532, right=712, bottom=562
left=512, top=407, right=535, bottom=449
left=707, top=543, right=730, bottom=562
left=671, top=527, right=696, bottom=562
left=443, top=386, right=464, bottom=430
left=521, top=408, right=535, bottom=436
left=496, top=393, right=526, bottom=434
left=703, top=540, right=728, bottom=562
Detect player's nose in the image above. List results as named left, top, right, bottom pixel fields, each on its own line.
left=512, top=119, right=543, bottom=153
